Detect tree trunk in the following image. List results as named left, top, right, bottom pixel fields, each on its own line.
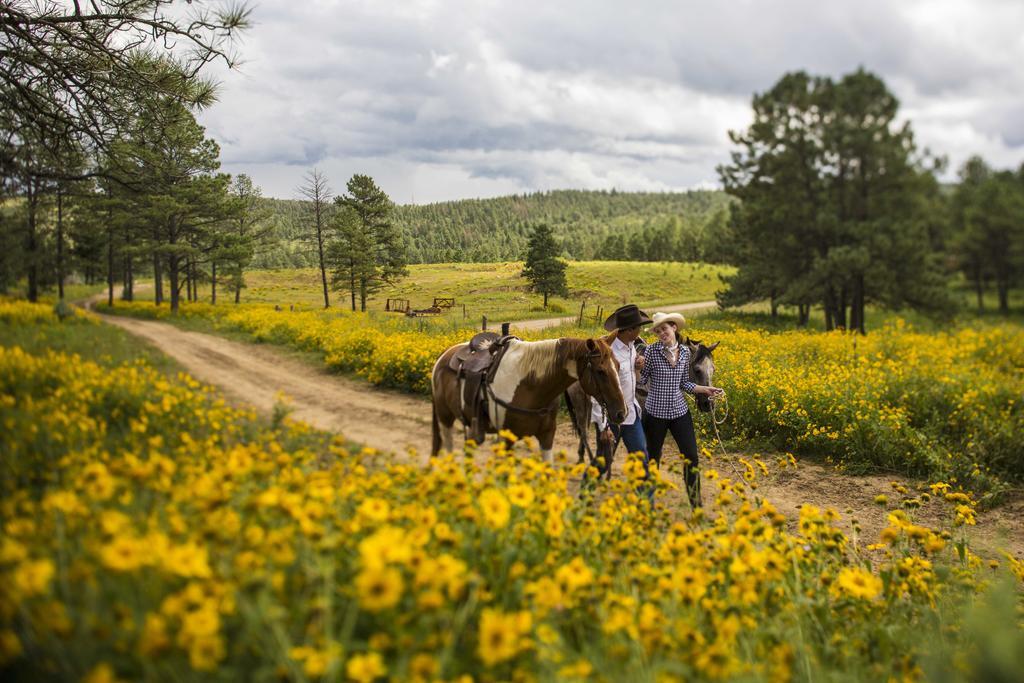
left=974, top=266, right=984, bottom=311
left=836, top=286, right=848, bottom=330
left=318, top=230, right=330, bottom=309
left=211, top=261, right=217, bottom=304
left=798, top=304, right=810, bottom=327
left=153, top=223, right=164, bottom=305
left=544, top=290, right=549, bottom=308
left=350, top=268, right=357, bottom=311
left=824, top=289, right=835, bottom=331
left=56, top=189, right=64, bottom=300
left=124, top=255, right=133, bottom=301
left=169, top=259, right=180, bottom=314
left=26, top=182, right=38, bottom=303
left=107, top=221, right=114, bottom=307
left=359, top=278, right=367, bottom=312
left=997, top=279, right=1010, bottom=314
left=168, top=222, right=180, bottom=314
left=154, top=253, right=163, bottom=305
left=770, top=290, right=778, bottom=319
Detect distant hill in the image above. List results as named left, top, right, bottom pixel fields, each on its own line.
left=253, top=189, right=733, bottom=268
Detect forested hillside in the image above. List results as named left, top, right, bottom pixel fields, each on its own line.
left=253, top=189, right=733, bottom=267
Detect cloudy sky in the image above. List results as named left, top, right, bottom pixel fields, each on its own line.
left=197, top=0, right=1024, bottom=204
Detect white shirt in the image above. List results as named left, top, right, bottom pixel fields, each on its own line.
left=591, top=337, right=641, bottom=427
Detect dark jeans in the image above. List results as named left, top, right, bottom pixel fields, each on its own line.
left=643, top=411, right=702, bottom=509
left=586, top=420, right=653, bottom=503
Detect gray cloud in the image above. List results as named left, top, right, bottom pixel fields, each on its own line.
left=198, top=0, right=1024, bottom=202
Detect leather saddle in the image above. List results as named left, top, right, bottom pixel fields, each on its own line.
left=447, top=332, right=517, bottom=443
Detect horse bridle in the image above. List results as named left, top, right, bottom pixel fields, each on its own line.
left=579, top=346, right=614, bottom=423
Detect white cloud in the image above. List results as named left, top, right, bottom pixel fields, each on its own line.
left=198, top=0, right=1024, bottom=201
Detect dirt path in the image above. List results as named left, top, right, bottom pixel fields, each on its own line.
left=96, top=312, right=438, bottom=456
left=92, top=307, right=1022, bottom=560
left=511, top=300, right=718, bottom=331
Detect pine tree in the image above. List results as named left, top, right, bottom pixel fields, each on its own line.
left=333, top=174, right=407, bottom=311
left=521, top=223, right=568, bottom=308
left=718, top=68, right=951, bottom=331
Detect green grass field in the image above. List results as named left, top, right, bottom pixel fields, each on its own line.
left=0, top=310, right=183, bottom=375
left=188, top=261, right=733, bottom=322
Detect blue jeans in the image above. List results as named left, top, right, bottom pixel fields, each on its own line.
left=586, top=420, right=653, bottom=504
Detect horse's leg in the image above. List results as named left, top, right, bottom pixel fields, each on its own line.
left=538, top=421, right=556, bottom=464
left=432, top=403, right=457, bottom=455
left=431, top=403, right=442, bottom=456
left=431, top=350, right=461, bottom=456
left=439, top=418, right=455, bottom=453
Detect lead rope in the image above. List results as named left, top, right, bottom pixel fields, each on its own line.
left=708, top=390, right=730, bottom=458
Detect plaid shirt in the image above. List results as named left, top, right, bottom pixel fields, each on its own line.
left=640, top=341, right=697, bottom=419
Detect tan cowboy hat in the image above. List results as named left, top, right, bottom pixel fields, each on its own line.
left=648, top=311, right=686, bottom=332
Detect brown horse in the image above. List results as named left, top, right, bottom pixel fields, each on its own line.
left=431, top=337, right=627, bottom=461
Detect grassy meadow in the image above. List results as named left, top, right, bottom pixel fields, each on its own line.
left=164, top=261, right=732, bottom=322
left=2, top=301, right=1023, bottom=682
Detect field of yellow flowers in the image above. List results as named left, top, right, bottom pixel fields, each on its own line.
left=3, top=301, right=1023, bottom=681
left=100, top=301, right=1024, bottom=494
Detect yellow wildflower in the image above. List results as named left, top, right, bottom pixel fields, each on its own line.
left=355, top=567, right=404, bottom=611
left=346, top=651, right=386, bottom=683
left=833, top=567, right=883, bottom=601
left=479, top=488, right=511, bottom=529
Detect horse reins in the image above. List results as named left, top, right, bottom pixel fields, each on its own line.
left=485, top=383, right=560, bottom=416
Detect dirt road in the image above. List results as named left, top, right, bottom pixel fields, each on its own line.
left=93, top=309, right=1022, bottom=559
left=511, top=300, right=718, bottom=331
left=97, top=312, right=438, bottom=455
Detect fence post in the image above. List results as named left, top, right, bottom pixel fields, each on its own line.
left=578, top=300, right=585, bottom=326
left=501, top=322, right=510, bottom=336
left=463, top=303, right=467, bottom=319
left=482, top=315, right=487, bottom=331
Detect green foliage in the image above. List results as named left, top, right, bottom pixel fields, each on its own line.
left=521, top=224, right=568, bottom=307
left=950, top=157, right=1024, bottom=314
left=0, top=306, right=180, bottom=375
left=101, top=100, right=236, bottom=313
left=1, top=1, right=250, bottom=158
left=256, top=190, right=733, bottom=266
left=718, top=69, right=953, bottom=332
left=217, top=174, right=273, bottom=304
left=330, top=174, right=408, bottom=311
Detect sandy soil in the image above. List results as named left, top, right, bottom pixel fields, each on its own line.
left=93, top=307, right=1022, bottom=561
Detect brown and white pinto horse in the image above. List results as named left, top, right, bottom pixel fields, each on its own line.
left=430, top=337, right=627, bottom=461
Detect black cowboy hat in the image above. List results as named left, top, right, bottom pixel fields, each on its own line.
left=603, top=304, right=653, bottom=332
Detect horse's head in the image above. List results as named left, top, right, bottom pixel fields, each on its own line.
left=576, top=338, right=627, bottom=424
left=685, top=337, right=720, bottom=413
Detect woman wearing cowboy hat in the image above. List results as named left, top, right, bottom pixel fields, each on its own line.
left=640, top=311, right=723, bottom=510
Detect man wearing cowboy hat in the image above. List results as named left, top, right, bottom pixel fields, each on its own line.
left=589, top=304, right=653, bottom=483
